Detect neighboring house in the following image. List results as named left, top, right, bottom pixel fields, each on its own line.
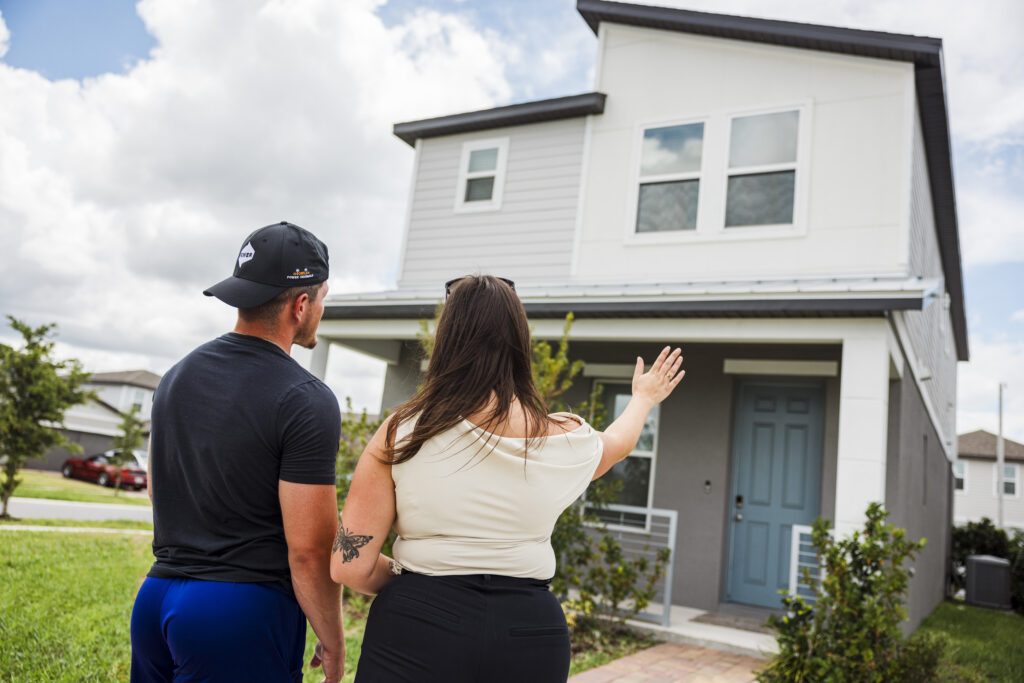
left=954, top=430, right=1024, bottom=531
left=31, top=369, right=161, bottom=471
left=314, top=1, right=966, bottom=631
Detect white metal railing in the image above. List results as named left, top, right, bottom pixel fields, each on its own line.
left=788, top=524, right=822, bottom=604
left=588, top=503, right=678, bottom=627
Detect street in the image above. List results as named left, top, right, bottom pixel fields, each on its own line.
left=6, top=497, right=153, bottom=523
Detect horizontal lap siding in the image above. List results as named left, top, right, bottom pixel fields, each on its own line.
left=905, top=106, right=956, bottom=445
left=399, top=118, right=585, bottom=287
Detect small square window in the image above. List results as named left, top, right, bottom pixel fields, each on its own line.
left=455, top=139, right=508, bottom=212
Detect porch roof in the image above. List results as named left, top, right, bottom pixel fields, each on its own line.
left=323, top=275, right=940, bottom=321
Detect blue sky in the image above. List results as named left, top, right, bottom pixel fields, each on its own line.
left=0, top=0, right=1021, bottom=440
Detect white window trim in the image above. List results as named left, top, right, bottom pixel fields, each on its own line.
left=584, top=378, right=660, bottom=533
left=993, top=462, right=1020, bottom=499
left=624, top=101, right=811, bottom=245
left=953, top=459, right=966, bottom=494
left=453, top=137, right=509, bottom=213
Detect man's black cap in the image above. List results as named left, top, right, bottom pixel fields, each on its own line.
left=204, top=222, right=329, bottom=308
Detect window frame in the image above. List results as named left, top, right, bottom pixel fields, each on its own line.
left=721, top=103, right=809, bottom=233
left=453, top=137, right=509, bottom=213
left=584, top=378, right=661, bottom=533
left=629, top=115, right=708, bottom=237
left=624, top=102, right=811, bottom=245
left=993, top=462, right=1020, bottom=498
left=953, top=460, right=966, bottom=493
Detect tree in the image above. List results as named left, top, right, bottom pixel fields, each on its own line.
left=0, top=316, right=91, bottom=518
left=109, top=405, right=146, bottom=494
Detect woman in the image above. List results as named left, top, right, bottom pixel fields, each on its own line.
left=330, top=275, right=684, bottom=682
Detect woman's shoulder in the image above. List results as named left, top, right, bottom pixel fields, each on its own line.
left=545, top=412, right=593, bottom=437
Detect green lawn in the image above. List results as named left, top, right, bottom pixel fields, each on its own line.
left=9, top=469, right=151, bottom=507
left=1, top=529, right=646, bottom=682
left=0, top=517, right=153, bottom=530
left=917, top=601, right=1024, bottom=682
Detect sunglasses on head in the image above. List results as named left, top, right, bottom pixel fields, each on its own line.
left=444, top=276, right=516, bottom=300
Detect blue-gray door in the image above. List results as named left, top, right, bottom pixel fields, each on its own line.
left=726, top=381, right=824, bottom=608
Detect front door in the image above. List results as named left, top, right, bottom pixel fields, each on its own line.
left=726, top=381, right=824, bottom=609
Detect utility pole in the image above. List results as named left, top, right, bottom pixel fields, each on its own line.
left=997, top=382, right=1006, bottom=529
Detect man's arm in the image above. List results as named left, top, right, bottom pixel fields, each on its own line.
left=331, top=417, right=398, bottom=596
left=280, top=481, right=344, bottom=683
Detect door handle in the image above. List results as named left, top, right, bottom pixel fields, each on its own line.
left=734, top=513, right=743, bottom=522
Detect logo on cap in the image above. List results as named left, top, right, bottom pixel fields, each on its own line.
left=238, top=242, right=255, bottom=268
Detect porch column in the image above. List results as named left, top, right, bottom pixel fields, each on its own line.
left=309, top=337, right=331, bottom=380
left=834, top=322, right=891, bottom=536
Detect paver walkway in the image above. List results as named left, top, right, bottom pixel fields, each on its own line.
left=569, top=642, right=765, bottom=682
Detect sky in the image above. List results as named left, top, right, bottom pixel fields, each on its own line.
left=0, top=0, right=1021, bottom=441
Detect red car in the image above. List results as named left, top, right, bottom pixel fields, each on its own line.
left=61, top=450, right=148, bottom=491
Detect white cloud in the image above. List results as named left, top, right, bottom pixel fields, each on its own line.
left=0, top=0, right=516, bottom=411
left=1012, top=310, right=1024, bottom=323
left=958, top=334, right=1024, bottom=443
left=0, top=13, right=8, bottom=60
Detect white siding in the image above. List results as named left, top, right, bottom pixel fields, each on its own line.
left=954, top=459, right=1024, bottom=531
left=902, top=106, right=957, bottom=445
left=399, top=118, right=586, bottom=287
left=575, top=24, right=915, bottom=283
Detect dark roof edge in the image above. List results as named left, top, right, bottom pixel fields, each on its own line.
left=393, top=92, right=607, bottom=146
left=324, top=296, right=923, bottom=320
left=576, top=0, right=942, bottom=64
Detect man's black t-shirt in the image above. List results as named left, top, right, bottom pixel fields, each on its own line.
left=147, top=332, right=340, bottom=594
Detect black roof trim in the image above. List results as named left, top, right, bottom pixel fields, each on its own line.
left=324, top=296, right=922, bottom=321
left=577, top=0, right=942, bottom=65
left=576, top=0, right=966, bottom=360
left=393, top=92, right=607, bottom=146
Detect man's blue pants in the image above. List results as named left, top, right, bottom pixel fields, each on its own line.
left=130, top=576, right=306, bottom=682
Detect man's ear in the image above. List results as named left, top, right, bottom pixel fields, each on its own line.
left=291, top=292, right=310, bottom=322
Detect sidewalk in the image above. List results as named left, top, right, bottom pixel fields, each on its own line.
left=569, top=642, right=766, bottom=682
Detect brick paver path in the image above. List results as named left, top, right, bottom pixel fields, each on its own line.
left=569, top=642, right=766, bottom=682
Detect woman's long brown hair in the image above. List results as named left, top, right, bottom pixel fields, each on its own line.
left=383, top=275, right=550, bottom=464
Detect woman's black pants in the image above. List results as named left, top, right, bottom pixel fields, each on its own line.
left=355, top=571, right=571, bottom=682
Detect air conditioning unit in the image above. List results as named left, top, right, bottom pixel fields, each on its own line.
left=965, top=555, right=1011, bottom=610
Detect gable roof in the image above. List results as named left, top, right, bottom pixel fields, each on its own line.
left=88, top=370, right=162, bottom=390
left=958, top=430, right=1024, bottom=462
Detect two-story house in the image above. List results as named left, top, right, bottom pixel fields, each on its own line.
left=313, top=0, right=966, bottom=631
left=954, top=430, right=1024, bottom=531
left=33, top=369, right=160, bottom=471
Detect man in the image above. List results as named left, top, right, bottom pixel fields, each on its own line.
left=131, top=222, right=344, bottom=683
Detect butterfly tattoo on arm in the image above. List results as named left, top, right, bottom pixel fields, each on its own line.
left=332, top=516, right=374, bottom=563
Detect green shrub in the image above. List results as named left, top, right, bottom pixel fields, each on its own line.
left=758, top=502, right=930, bottom=682
left=1010, top=530, right=1024, bottom=614
left=951, top=517, right=1009, bottom=591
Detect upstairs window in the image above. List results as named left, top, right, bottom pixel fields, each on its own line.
left=953, top=460, right=965, bottom=491
left=454, top=138, right=508, bottom=212
left=997, top=464, right=1019, bottom=497
left=635, top=122, right=704, bottom=233
left=726, top=110, right=799, bottom=228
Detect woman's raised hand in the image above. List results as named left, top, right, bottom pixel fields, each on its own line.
left=632, top=346, right=685, bottom=405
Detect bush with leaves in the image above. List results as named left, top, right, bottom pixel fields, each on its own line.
left=0, top=316, right=91, bottom=517
left=950, top=517, right=1024, bottom=615
left=758, top=502, right=931, bottom=682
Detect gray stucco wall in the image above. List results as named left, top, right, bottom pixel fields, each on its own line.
left=884, top=370, right=952, bottom=632
left=560, top=341, right=842, bottom=611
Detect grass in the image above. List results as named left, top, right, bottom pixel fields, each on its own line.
left=916, top=601, right=1024, bottom=682
left=0, top=530, right=153, bottom=682
left=8, top=469, right=151, bottom=507
left=0, top=517, right=153, bottom=530
left=1, top=530, right=652, bottom=682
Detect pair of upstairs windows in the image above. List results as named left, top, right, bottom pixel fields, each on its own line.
left=636, top=109, right=801, bottom=234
